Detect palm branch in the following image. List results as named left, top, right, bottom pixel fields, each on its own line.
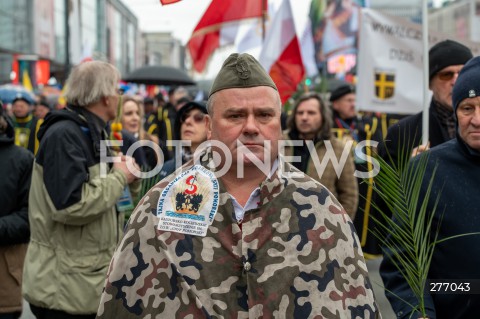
left=367, top=138, right=480, bottom=318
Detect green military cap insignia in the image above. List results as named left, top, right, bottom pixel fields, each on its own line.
left=209, top=53, right=277, bottom=98
left=236, top=57, right=251, bottom=80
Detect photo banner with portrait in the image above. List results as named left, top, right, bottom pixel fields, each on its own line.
left=357, top=8, right=480, bottom=115
left=310, top=0, right=365, bottom=66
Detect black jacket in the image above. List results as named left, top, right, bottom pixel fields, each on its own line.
left=154, top=102, right=177, bottom=160
left=378, top=100, right=453, bottom=166
left=380, top=137, right=480, bottom=319
left=36, top=106, right=112, bottom=210
left=0, top=117, right=34, bottom=245
left=11, top=114, right=40, bottom=154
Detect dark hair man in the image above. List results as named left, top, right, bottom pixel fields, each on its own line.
left=285, top=92, right=358, bottom=219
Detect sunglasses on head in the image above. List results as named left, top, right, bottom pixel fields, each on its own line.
left=181, top=112, right=205, bottom=124
left=437, top=71, right=459, bottom=81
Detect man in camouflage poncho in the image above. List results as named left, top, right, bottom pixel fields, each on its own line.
left=97, top=53, right=380, bottom=318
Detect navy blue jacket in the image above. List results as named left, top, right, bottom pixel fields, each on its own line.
left=380, top=137, right=480, bottom=319
left=378, top=100, right=453, bottom=167
left=0, top=117, right=33, bottom=245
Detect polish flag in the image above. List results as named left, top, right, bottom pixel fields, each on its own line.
left=159, top=0, right=181, bottom=5
left=259, top=0, right=307, bottom=104
left=188, top=0, right=264, bottom=73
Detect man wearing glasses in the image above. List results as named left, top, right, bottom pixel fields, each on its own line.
left=379, top=39, right=473, bottom=163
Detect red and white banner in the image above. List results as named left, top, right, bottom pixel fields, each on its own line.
left=160, top=0, right=181, bottom=5
left=259, top=0, right=305, bottom=104
left=188, top=0, right=263, bottom=73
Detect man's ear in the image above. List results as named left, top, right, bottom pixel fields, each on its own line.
left=102, top=96, right=109, bottom=107
left=205, top=115, right=212, bottom=139
left=331, top=101, right=338, bottom=112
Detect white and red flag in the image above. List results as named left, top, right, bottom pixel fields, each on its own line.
left=188, top=0, right=264, bottom=73
left=159, top=0, right=181, bottom=5
left=259, top=0, right=307, bottom=104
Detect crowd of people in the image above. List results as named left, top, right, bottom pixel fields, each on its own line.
left=0, top=38, right=479, bottom=319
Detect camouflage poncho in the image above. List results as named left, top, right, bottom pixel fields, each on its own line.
left=97, top=150, right=380, bottom=318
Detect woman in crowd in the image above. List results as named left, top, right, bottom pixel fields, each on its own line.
left=158, top=100, right=209, bottom=179
left=120, top=95, right=160, bottom=170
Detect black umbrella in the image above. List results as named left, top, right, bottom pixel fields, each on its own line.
left=123, top=65, right=195, bottom=86
left=326, top=78, right=350, bottom=92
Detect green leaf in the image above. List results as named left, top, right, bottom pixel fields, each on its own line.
left=366, top=144, right=480, bottom=318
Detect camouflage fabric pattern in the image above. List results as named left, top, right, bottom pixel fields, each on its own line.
left=97, top=149, right=380, bottom=318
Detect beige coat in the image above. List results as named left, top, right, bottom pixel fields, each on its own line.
left=283, top=136, right=358, bottom=219
left=0, top=244, right=27, bottom=314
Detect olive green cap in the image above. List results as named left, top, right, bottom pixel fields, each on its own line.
left=209, top=53, right=278, bottom=98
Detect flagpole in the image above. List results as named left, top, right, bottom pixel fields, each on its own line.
left=422, top=0, right=429, bottom=145
left=262, top=0, right=268, bottom=41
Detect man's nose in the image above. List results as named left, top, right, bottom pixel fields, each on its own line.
left=471, top=107, right=480, bottom=126
left=452, top=72, right=460, bottom=85
left=243, top=114, right=259, bottom=135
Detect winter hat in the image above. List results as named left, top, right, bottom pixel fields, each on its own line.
left=143, top=97, right=154, bottom=105
left=329, top=84, right=355, bottom=102
left=37, top=97, right=53, bottom=110
left=209, top=53, right=277, bottom=98
left=452, top=55, right=479, bottom=112
left=174, top=101, right=208, bottom=140
left=12, top=92, right=34, bottom=105
left=429, top=39, right=473, bottom=80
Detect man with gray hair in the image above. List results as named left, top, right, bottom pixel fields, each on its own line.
left=380, top=55, right=480, bottom=319
left=97, top=54, right=379, bottom=318
left=23, top=61, right=138, bottom=319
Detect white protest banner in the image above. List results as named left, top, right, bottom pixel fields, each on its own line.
left=357, top=8, right=480, bottom=115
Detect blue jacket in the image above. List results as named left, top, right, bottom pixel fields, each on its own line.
left=380, top=137, right=480, bottom=319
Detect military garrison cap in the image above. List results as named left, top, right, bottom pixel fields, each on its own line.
left=209, top=53, right=277, bottom=98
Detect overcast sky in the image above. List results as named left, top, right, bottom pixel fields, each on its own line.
left=121, top=0, right=212, bottom=44
left=121, top=0, right=444, bottom=43
left=120, top=0, right=443, bottom=78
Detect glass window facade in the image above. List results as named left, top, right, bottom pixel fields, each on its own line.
left=0, top=0, right=33, bottom=53
left=81, top=0, right=97, bottom=58
left=114, top=10, right=123, bottom=71
left=127, top=22, right=135, bottom=73
left=0, top=0, right=33, bottom=83
left=0, top=0, right=139, bottom=84
left=54, top=0, right=66, bottom=64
